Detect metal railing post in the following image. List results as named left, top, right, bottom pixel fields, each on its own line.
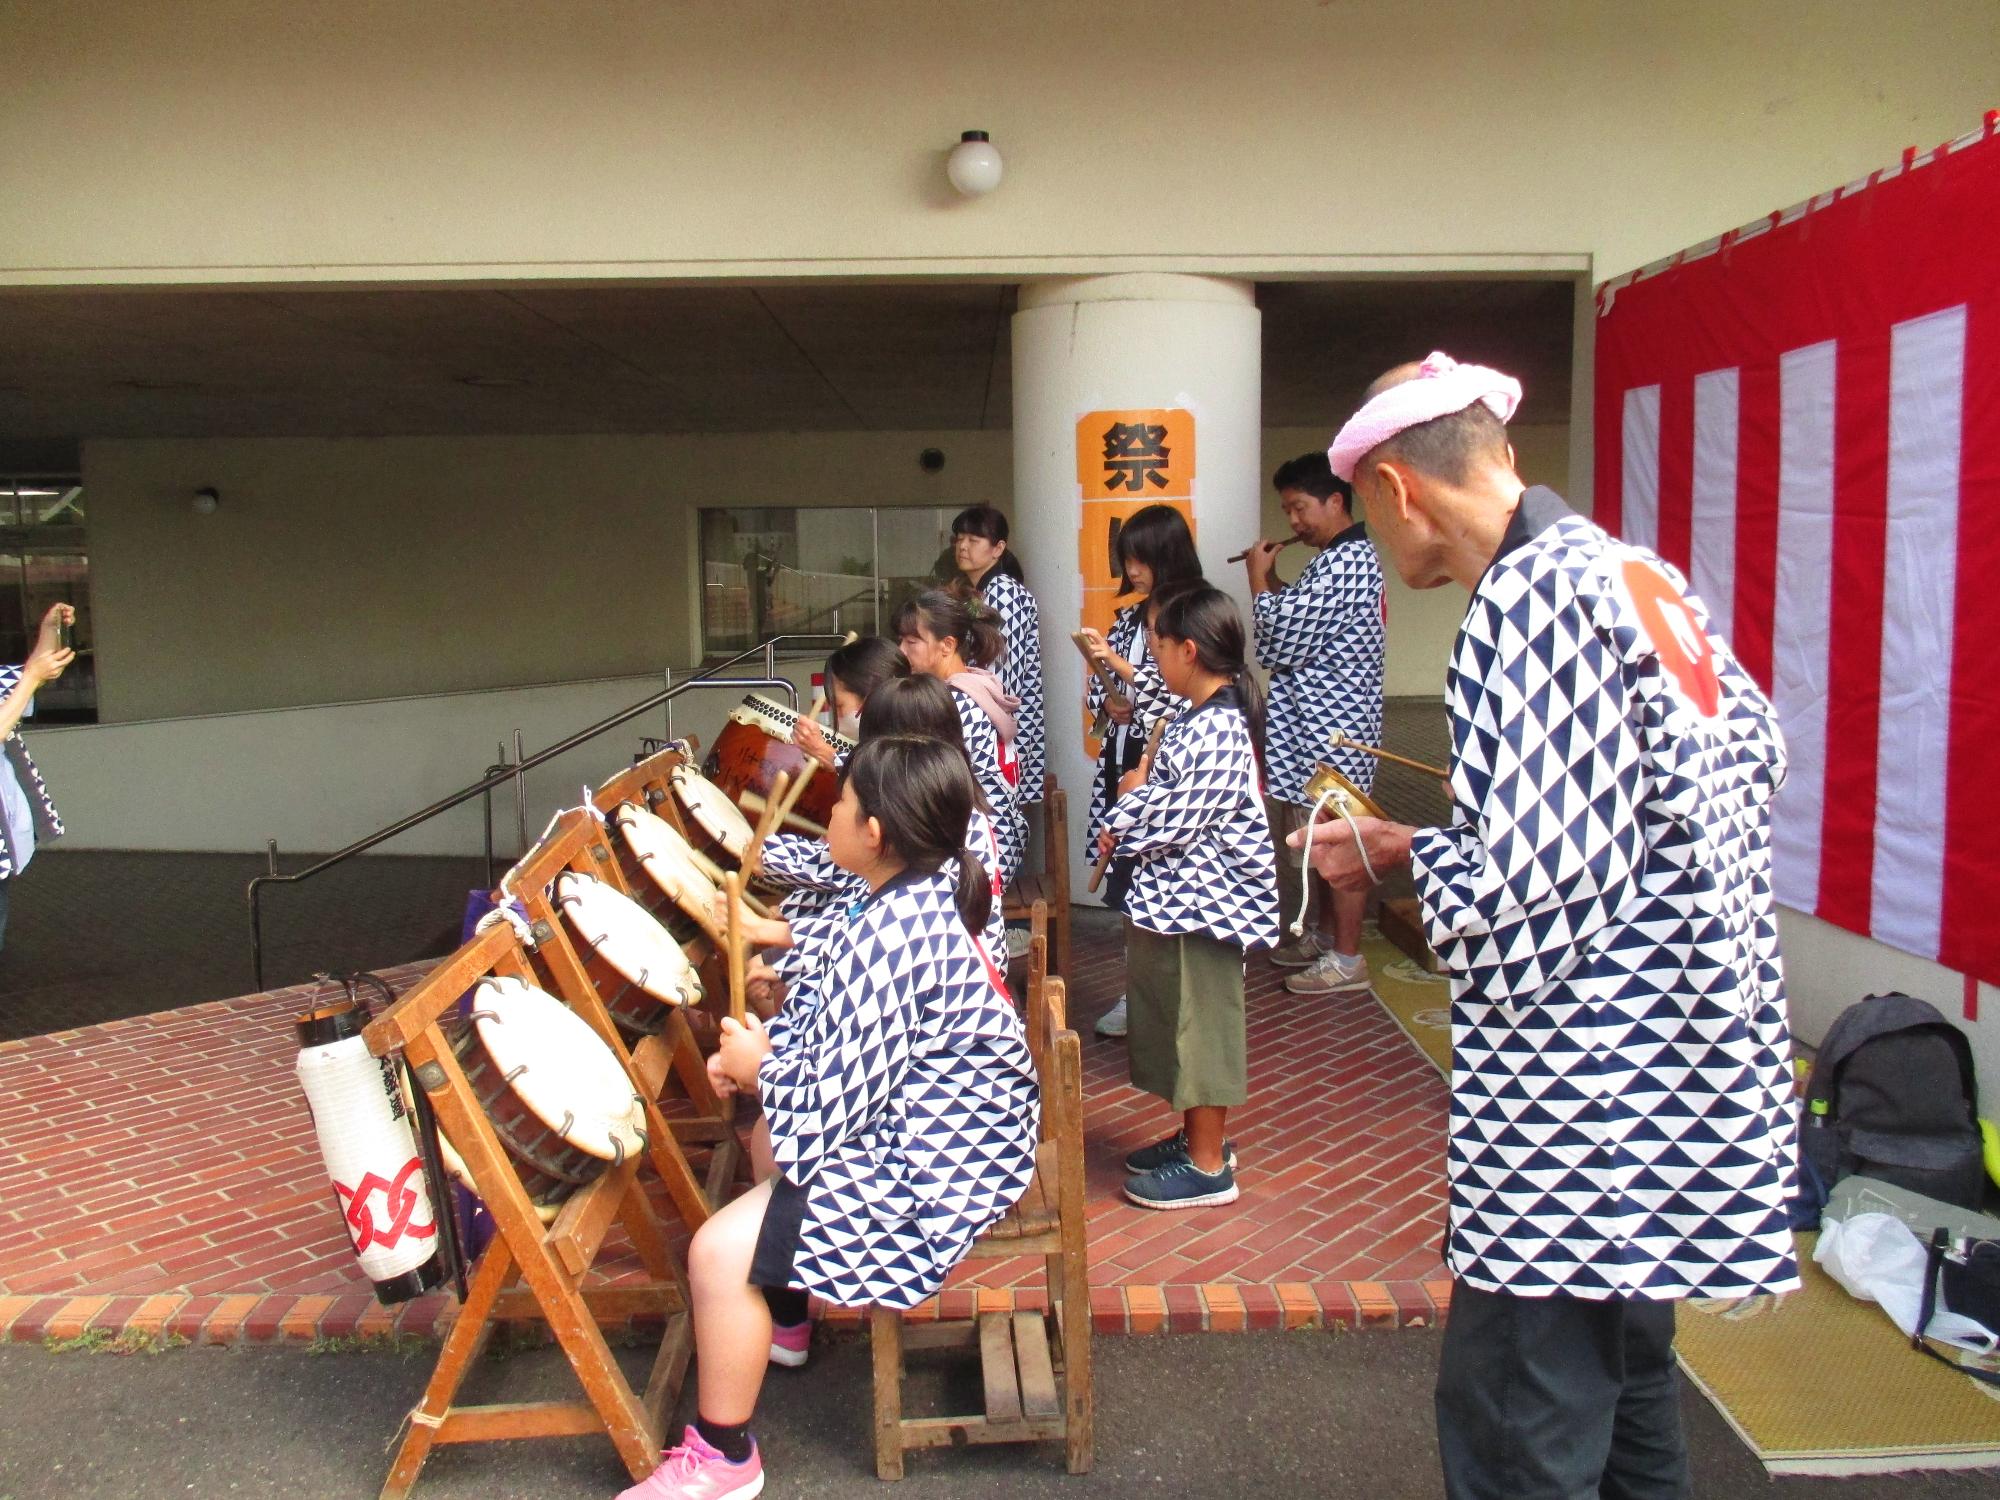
left=512, top=728, right=528, bottom=855
left=243, top=633, right=846, bottom=990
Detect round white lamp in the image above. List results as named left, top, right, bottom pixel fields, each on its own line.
left=946, top=131, right=1003, bottom=197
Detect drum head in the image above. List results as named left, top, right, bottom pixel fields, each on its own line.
left=468, top=977, right=647, bottom=1163
left=670, top=765, right=754, bottom=858
left=616, top=801, right=722, bottom=916
left=554, top=870, right=701, bottom=1007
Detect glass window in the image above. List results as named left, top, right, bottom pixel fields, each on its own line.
left=0, top=477, right=94, bottom=723
left=699, top=506, right=960, bottom=658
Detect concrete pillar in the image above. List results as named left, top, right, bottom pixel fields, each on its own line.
left=1010, top=273, right=1262, bottom=904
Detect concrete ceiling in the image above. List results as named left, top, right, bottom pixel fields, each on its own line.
left=0, top=278, right=1573, bottom=443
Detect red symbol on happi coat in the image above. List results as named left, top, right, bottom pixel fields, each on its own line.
left=332, top=1155, right=436, bottom=1253
left=1621, top=559, right=1721, bottom=717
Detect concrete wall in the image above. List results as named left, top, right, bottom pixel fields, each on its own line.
left=83, top=430, right=1007, bottom=721
left=4, top=1, right=1994, bottom=288
left=87, top=422, right=1563, bottom=720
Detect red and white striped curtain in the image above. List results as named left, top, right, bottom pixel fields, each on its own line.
left=1594, top=116, right=2000, bottom=987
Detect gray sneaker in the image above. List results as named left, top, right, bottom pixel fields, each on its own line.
left=1268, top=933, right=1334, bottom=969
left=1094, top=997, right=1128, bottom=1037
left=1285, top=949, right=1371, bottom=995
left=1122, top=1129, right=1239, bottom=1174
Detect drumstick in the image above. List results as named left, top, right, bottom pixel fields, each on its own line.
left=740, top=770, right=793, bottom=884
left=1070, top=630, right=1127, bottom=739
left=723, top=869, right=749, bottom=1025
left=1088, top=712, right=1174, bottom=893
left=1328, top=728, right=1450, bottom=780
left=739, top=789, right=831, bottom=840
left=1226, top=537, right=1304, bottom=564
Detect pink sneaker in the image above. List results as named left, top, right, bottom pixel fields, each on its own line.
left=768, top=1319, right=811, bottom=1368
left=615, top=1427, right=764, bottom=1500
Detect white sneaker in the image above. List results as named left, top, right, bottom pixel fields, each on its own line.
left=1284, top=949, right=1370, bottom=995
left=1095, top=997, right=1129, bottom=1038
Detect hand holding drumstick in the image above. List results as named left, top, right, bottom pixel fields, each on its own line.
left=1089, top=713, right=1173, bottom=892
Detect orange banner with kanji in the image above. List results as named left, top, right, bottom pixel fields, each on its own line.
left=1074, top=410, right=1196, bottom=745
left=1075, top=408, right=1196, bottom=500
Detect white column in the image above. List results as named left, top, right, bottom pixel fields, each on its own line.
left=1010, top=273, right=1262, bottom=904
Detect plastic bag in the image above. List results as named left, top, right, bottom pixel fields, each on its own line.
left=1816, top=1212, right=1997, bottom=1353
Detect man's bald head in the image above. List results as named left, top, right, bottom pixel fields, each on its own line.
left=1357, top=363, right=1514, bottom=487
left=1362, top=361, right=1428, bottom=404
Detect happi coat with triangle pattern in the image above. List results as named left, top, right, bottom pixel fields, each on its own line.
left=759, top=867, right=1038, bottom=1309
left=1410, top=486, right=1800, bottom=1302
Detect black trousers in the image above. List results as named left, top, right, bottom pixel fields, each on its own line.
left=1435, top=1283, right=1689, bottom=1500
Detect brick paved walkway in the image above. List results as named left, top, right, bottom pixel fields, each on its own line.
left=0, top=915, right=1449, bottom=1345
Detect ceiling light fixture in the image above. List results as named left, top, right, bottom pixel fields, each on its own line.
left=191, top=486, right=220, bottom=516
left=946, top=130, right=1003, bottom=197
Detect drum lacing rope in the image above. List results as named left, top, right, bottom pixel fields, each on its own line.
left=1289, top=787, right=1379, bottom=937
left=474, top=900, right=535, bottom=949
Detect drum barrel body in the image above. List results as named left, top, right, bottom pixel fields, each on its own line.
left=703, top=700, right=843, bottom=829
left=295, top=1002, right=446, bottom=1304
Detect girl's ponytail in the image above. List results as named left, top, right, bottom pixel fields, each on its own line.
left=952, top=846, right=994, bottom=937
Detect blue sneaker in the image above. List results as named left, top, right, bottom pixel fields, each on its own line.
left=1122, top=1130, right=1238, bottom=1174
left=1123, top=1158, right=1239, bottom=1210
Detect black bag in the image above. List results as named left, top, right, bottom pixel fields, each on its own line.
left=1912, top=1227, right=2000, bottom=1385
left=1800, top=992, right=1984, bottom=1210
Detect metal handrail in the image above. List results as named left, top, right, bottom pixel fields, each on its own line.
left=245, top=633, right=851, bottom=990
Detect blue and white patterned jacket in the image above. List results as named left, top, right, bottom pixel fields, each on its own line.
left=1084, top=602, right=1188, bottom=845
left=759, top=869, right=1039, bottom=1309
left=0, top=666, right=63, bottom=879
left=951, top=684, right=1025, bottom=886
left=980, top=571, right=1046, bottom=800
left=1253, top=525, right=1386, bottom=806
left=1101, top=687, right=1279, bottom=951
left=762, top=803, right=1006, bottom=962
left=1412, top=486, right=1798, bottom=1303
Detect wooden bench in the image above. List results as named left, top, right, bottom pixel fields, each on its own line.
left=1003, top=774, right=1071, bottom=978
left=869, top=921, right=1093, bottom=1478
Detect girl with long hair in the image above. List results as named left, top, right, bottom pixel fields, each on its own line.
left=619, top=736, right=1037, bottom=1500
left=1075, top=503, right=1204, bottom=1038
left=950, top=504, right=1046, bottom=800
left=892, top=588, right=1026, bottom=884
left=1094, top=582, right=1278, bottom=1212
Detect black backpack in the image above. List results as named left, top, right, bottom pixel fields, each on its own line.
left=1801, top=993, right=1984, bottom=1210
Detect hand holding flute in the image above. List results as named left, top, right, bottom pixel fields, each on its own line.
left=1226, top=536, right=1303, bottom=565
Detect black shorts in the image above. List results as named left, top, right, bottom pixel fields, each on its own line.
left=749, top=1176, right=809, bottom=1290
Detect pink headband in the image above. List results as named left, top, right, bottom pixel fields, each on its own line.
left=1326, top=351, right=1522, bottom=482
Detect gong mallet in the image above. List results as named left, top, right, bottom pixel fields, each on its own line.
left=1087, top=712, right=1174, bottom=893
left=1327, top=728, right=1449, bottom=781
left=1226, top=536, right=1304, bottom=564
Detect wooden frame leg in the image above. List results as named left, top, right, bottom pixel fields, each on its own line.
left=870, top=1307, right=906, bottom=1481
left=380, top=1243, right=512, bottom=1500
left=1059, top=1247, right=1093, bottom=1473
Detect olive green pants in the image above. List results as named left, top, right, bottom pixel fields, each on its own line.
left=1124, top=922, right=1247, bottom=1111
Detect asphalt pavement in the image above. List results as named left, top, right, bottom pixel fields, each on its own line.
left=2, top=1329, right=1994, bottom=1499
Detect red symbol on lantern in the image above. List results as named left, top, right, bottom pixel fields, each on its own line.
left=333, top=1155, right=436, bottom=1253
